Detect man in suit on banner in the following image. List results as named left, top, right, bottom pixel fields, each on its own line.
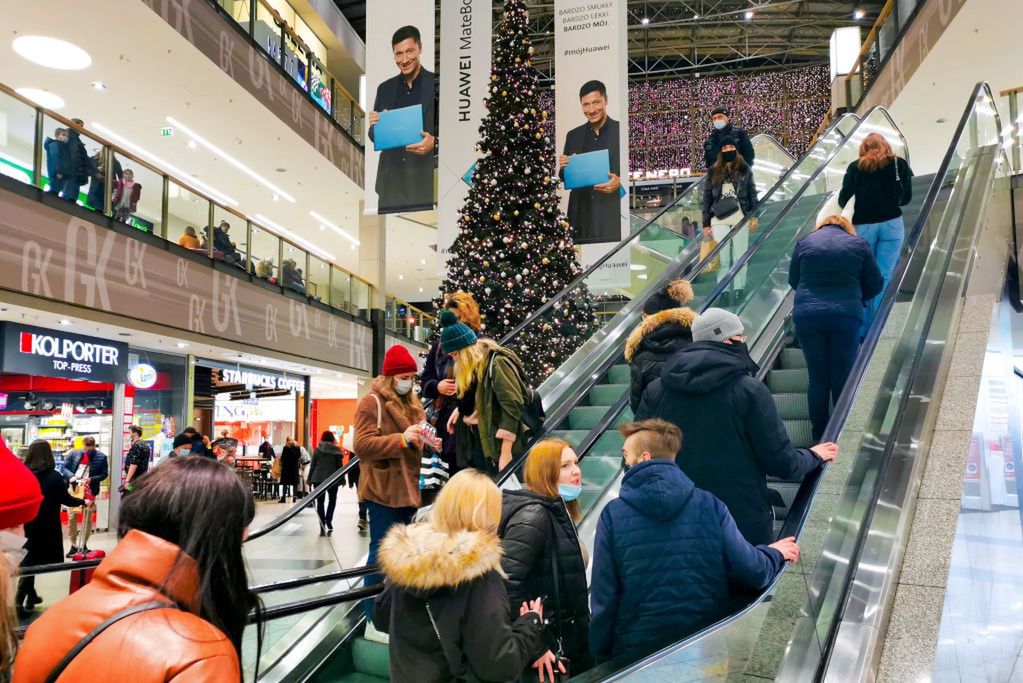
left=559, top=80, right=622, bottom=244
left=368, top=25, right=437, bottom=213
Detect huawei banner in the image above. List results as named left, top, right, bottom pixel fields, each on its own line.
left=364, top=1, right=437, bottom=215
left=554, top=0, right=629, bottom=271
left=437, top=0, right=492, bottom=271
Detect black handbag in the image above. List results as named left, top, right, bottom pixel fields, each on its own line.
left=711, top=183, right=741, bottom=220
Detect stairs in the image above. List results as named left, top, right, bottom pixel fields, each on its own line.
left=764, top=342, right=812, bottom=531
left=317, top=628, right=390, bottom=682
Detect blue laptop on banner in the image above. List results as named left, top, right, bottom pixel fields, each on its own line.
left=563, top=149, right=611, bottom=190
left=373, top=104, right=424, bottom=151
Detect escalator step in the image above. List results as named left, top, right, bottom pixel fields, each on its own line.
left=588, top=383, right=629, bottom=407
left=332, top=674, right=388, bottom=683
left=773, top=393, right=809, bottom=421
left=767, top=368, right=808, bottom=393
left=552, top=430, right=590, bottom=448
left=783, top=420, right=814, bottom=449
left=780, top=348, right=807, bottom=369
left=581, top=454, right=622, bottom=483
left=606, top=365, right=631, bottom=385
left=568, top=406, right=608, bottom=431
left=589, top=429, right=625, bottom=456
left=352, top=637, right=390, bottom=679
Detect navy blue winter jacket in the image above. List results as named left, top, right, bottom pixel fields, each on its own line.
left=788, top=224, right=883, bottom=322
left=589, top=460, right=784, bottom=664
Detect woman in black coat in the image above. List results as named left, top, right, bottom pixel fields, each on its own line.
left=625, top=279, right=697, bottom=412
left=17, top=440, right=84, bottom=612
left=278, top=438, right=302, bottom=503
left=500, top=439, right=591, bottom=677
left=308, top=431, right=344, bottom=535
left=702, top=137, right=759, bottom=301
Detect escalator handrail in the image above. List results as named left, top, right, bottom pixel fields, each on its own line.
left=497, top=133, right=797, bottom=346
left=250, top=564, right=379, bottom=595
left=588, top=86, right=992, bottom=682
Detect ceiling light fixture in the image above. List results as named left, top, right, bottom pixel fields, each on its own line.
left=92, top=122, right=239, bottom=206
left=853, top=8, right=865, bottom=19
left=309, top=210, right=360, bottom=246
left=90, top=81, right=106, bottom=91
left=175, top=342, right=190, bottom=348
left=398, top=274, right=404, bottom=280
left=187, top=139, right=197, bottom=150
left=640, top=16, right=650, bottom=24
left=13, top=36, right=92, bottom=70
left=166, top=117, right=296, bottom=202
left=253, top=214, right=336, bottom=261
left=58, top=319, right=73, bottom=326
left=15, top=88, right=65, bottom=110
left=744, top=10, right=754, bottom=20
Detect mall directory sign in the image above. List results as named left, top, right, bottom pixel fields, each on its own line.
left=0, top=323, right=128, bottom=383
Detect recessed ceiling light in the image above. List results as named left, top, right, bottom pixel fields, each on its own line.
left=319, top=225, right=326, bottom=231
left=175, top=342, right=190, bottom=348
left=13, top=36, right=92, bottom=70
left=187, top=139, right=197, bottom=150
left=15, top=88, right=65, bottom=110
left=90, top=81, right=106, bottom=91
left=272, top=194, right=280, bottom=201
left=58, top=319, right=72, bottom=326
left=418, top=287, right=424, bottom=292
left=398, top=274, right=404, bottom=280
left=420, top=259, right=427, bottom=265
left=640, top=16, right=650, bottom=24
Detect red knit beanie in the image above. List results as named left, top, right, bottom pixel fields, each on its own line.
left=0, top=437, right=42, bottom=530
left=381, top=345, right=418, bottom=376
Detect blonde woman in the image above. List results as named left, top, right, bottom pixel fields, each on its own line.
left=444, top=333, right=529, bottom=474
left=373, top=470, right=545, bottom=682
left=789, top=215, right=882, bottom=441
left=355, top=345, right=434, bottom=628
left=500, top=439, right=592, bottom=677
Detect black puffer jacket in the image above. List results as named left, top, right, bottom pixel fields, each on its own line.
left=624, top=308, right=698, bottom=412
left=308, top=441, right=344, bottom=487
left=500, top=489, right=591, bottom=670
left=374, top=523, right=543, bottom=682
left=637, top=342, right=823, bottom=545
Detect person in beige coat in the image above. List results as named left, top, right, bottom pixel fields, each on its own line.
left=355, top=345, right=436, bottom=631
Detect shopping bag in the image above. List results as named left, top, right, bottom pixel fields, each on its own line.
left=816, top=190, right=855, bottom=227
left=699, top=238, right=721, bottom=272
left=69, top=549, right=106, bottom=593
left=270, top=455, right=282, bottom=480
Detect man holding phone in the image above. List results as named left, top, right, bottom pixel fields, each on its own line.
left=559, top=80, right=622, bottom=244
left=368, top=25, right=437, bottom=213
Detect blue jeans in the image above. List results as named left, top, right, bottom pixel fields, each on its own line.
left=855, top=216, right=904, bottom=337
left=795, top=315, right=861, bottom=442
left=363, top=501, right=416, bottom=620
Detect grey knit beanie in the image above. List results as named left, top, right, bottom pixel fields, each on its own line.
left=691, top=308, right=744, bottom=343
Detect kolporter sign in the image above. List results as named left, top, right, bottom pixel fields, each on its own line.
left=1, top=323, right=129, bottom=383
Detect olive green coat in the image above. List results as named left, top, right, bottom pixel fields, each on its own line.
left=476, top=347, right=529, bottom=464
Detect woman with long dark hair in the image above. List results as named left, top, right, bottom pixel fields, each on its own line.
left=838, top=132, right=913, bottom=336
left=14, top=456, right=262, bottom=682
left=702, top=137, right=759, bottom=303
left=309, top=430, right=344, bottom=535
left=17, top=441, right=84, bottom=614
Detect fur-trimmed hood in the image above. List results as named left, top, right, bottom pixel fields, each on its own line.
left=378, top=523, right=505, bottom=597
left=625, top=307, right=698, bottom=362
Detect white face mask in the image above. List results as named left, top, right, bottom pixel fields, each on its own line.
left=713, top=119, right=728, bottom=130
left=0, top=530, right=27, bottom=575
left=395, top=378, right=414, bottom=395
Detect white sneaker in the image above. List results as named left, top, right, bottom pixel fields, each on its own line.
left=363, top=620, right=390, bottom=645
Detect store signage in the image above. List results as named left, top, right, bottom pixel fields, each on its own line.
left=629, top=168, right=694, bottom=181
left=214, top=398, right=296, bottom=422
left=221, top=368, right=305, bottom=393
left=1, top=324, right=128, bottom=383
left=128, top=363, right=158, bottom=389
left=0, top=393, right=6, bottom=410
left=160, top=127, right=174, bottom=137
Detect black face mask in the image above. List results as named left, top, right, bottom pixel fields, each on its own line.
left=722, top=150, right=737, bottom=163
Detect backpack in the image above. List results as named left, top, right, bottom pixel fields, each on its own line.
left=486, top=351, right=545, bottom=435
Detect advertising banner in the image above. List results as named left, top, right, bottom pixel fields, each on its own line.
left=554, top=0, right=629, bottom=270
left=0, top=191, right=372, bottom=373
left=0, top=323, right=129, bottom=383
left=437, top=0, right=492, bottom=270
left=365, top=1, right=437, bottom=215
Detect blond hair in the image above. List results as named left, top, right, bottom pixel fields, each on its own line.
left=815, top=215, right=857, bottom=236
left=381, top=374, right=424, bottom=422
left=0, top=561, right=15, bottom=675
left=446, top=291, right=482, bottom=332
left=618, top=419, right=682, bottom=460
left=454, top=338, right=498, bottom=398
left=431, top=469, right=502, bottom=534
left=524, top=439, right=581, bottom=523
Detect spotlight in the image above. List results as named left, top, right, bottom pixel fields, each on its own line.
left=640, top=17, right=650, bottom=25
left=744, top=10, right=754, bottom=20
left=854, top=8, right=865, bottom=19
left=75, top=402, right=87, bottom=413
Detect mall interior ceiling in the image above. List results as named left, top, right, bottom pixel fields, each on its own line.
left=332, top=0, right=886, bottom=78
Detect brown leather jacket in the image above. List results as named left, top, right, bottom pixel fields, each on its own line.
left=13, top=530, right=240, bottom=682
left=354, top=377, right=425, bottom=509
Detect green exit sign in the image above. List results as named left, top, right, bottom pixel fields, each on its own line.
left=160, top=127, right=174, bottom=137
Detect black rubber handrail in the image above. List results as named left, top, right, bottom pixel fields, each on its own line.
left=250, top=584, right=383, bottom=624
left=251, top=564, right=379, bottom=595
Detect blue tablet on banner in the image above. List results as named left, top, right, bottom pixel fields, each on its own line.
left=373, top=104, right=424, bottom=151
left=563, top=149, right=611, bottom=190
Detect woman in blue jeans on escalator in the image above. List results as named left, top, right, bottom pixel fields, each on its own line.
left=789, top=215, right=883, bottom=442
left=838, top=132, right=913, bottom=338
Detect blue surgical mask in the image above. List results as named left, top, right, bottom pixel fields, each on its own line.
left=395, top=379, right=414, bottom=395
left=713, top=119, right=728, bottom=130
left=558, top=483, right=582, bottom=502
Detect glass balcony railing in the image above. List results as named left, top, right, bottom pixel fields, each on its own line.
left=843, top=0, right=925, bottom=110
left=384, top=296, right=433, bottom=344
left=0, top=83, right=434, bottom=339
left=213, top=0, right=365, bottom=144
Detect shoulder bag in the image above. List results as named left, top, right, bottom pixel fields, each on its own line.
left=486, top=351, right=545, bottom=434
left=710, top=181, right=741, bottom=220
left=46, top=601, right=176, bottom=683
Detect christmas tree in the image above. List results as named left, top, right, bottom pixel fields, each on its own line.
left=439, top=0, right=595, bottom=384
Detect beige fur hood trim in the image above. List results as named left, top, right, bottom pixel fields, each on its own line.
left=378, top=523, right=505, bottom=591
left=625, top=307, right=699, bottom=362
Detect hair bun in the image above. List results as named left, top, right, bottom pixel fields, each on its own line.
left=667, top=279, right=694, bottom=304
left=438, top=309, right=459, bottom=327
